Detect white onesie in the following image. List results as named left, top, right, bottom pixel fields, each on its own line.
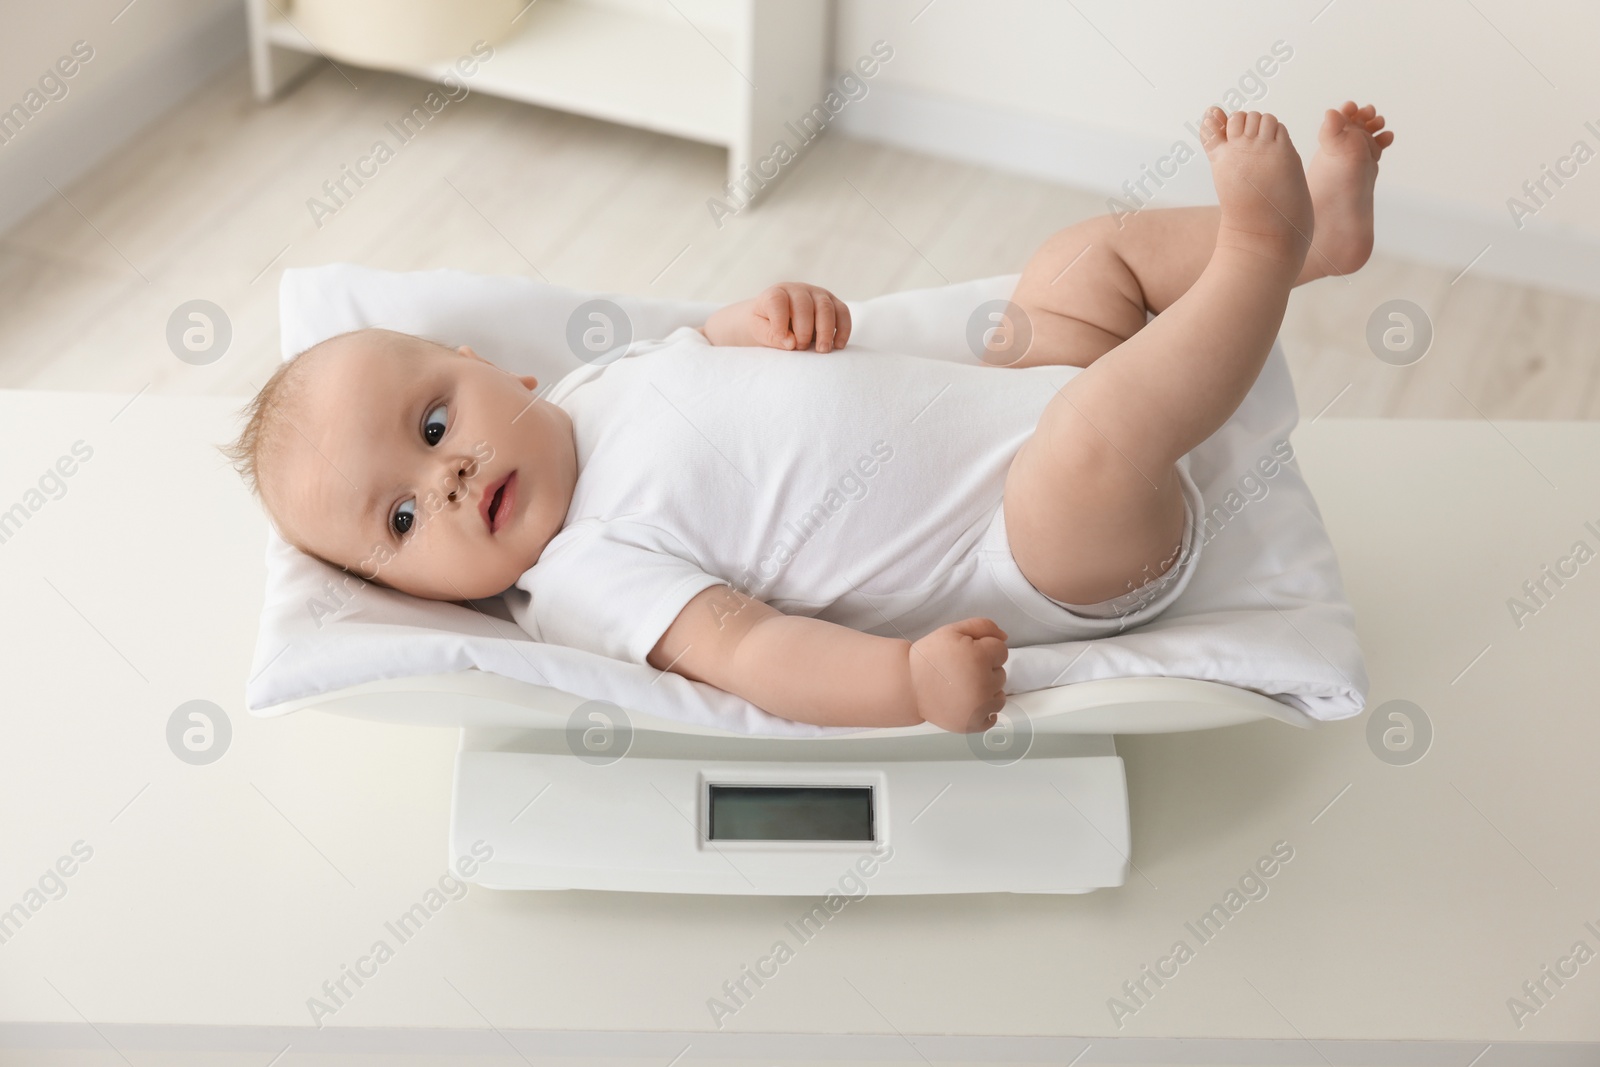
left=511, top=326, right=1204, bottom=664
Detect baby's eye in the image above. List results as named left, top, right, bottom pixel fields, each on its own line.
left=423, top=402, right=448, bottom=446
left=391, top=498, right=417, bottom=536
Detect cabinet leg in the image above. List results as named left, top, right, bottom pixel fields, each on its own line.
left=246, top=0, right=322, bottom=102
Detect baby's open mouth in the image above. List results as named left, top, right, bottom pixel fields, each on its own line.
left=482, top=471, right=517, bottom=533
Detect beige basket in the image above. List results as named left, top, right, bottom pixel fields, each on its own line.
left=286, top=0, right=525, bottom=67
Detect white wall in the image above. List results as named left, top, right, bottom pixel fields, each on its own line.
left=832, top=0, right=1600, bottom=298
left=0, top=0, right=245, bottom=235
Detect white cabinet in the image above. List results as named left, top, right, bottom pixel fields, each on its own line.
left=245, top=0, right=832, bottom=204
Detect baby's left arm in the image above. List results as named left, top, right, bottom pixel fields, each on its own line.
left=699, top=282, right=852, bottom=352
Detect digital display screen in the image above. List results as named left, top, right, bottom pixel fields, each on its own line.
left=707, top=785, right=875, bottom=841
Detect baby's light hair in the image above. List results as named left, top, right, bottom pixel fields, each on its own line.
left=217, top=343, right=326, bottom=529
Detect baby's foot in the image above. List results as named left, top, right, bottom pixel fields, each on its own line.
left=1303, top=101, right=1393, bottom=279
left=1198, top=106, right=1313, bottom=273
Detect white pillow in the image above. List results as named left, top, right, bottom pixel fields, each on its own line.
left=245, top=264, right=1368, bottom=735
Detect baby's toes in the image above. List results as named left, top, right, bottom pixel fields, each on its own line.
left=1319, top=108, right=1346, bottom=143
left=1227, top=108, right=1247, bottom=139
left=1259, top=113, right=1280, bottom=141
left=1200, top=105, right=1228, bottom=146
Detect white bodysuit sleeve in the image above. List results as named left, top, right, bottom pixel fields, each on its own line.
left=513, top=518, right=727, bottom=665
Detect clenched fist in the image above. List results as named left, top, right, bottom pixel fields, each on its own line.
left=909, top=617, right=1009, bottom=733
left=701, top=282, right=852, bottom=352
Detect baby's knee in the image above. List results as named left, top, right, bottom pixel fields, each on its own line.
left=1015, top=223, right=1143, bottom=324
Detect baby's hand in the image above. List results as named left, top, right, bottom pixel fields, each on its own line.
left=753, top=282, right=850, bottom=352
left=704, top=282, right=852, bottom=352
left=908, top=617, right=1009, bottom=734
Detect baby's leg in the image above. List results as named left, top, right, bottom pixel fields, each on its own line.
left=996, top=101, right=1390, bottom=371
left=1004, top=108, right=1313, bottom=606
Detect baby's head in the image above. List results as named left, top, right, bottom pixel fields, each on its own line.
left=221, top=328, right=577, bottom=602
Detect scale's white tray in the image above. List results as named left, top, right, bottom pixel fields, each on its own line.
left=261, top=668, right=1312, bottom=737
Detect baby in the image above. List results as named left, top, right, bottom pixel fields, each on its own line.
left=225, top=102, right=1391, bottom=736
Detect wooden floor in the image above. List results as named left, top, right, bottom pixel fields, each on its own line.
left=3, top=60, right=1598, bottom=419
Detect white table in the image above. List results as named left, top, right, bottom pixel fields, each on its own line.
left=1, top=390, right=1596, bottom=1061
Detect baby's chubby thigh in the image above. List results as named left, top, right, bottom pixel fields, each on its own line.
left=1001, top=382, right=1190, bottom=611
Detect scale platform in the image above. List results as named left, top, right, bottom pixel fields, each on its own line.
left=450, top=724, right=1132, bottom=895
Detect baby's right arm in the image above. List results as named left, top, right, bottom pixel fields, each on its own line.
left=646, top=585, right=1009, bottom=733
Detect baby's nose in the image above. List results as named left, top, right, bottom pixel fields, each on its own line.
left=445, top=462, right=471, bottom=502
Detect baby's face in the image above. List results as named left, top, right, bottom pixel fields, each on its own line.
left=269, top=330, right=576, bottom=602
